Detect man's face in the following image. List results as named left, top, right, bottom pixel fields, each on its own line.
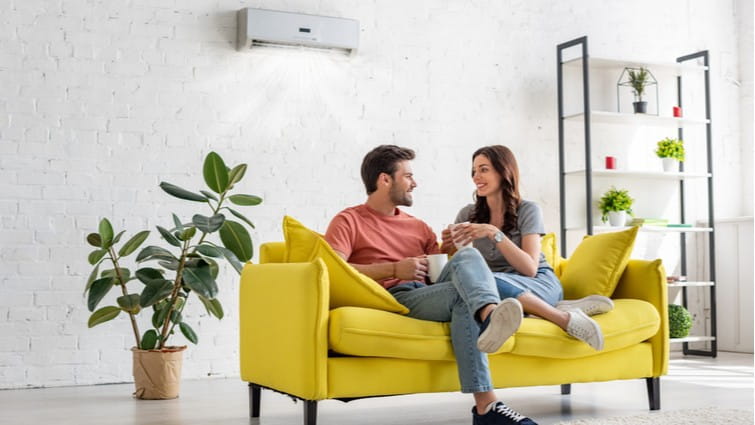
left=387, top=160, right=416, bottom=207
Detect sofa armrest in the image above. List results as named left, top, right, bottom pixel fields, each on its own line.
left=611, top=259, right=669, bottom=377
left=239, top=259, right=330, bottom=400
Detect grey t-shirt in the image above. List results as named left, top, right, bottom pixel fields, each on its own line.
left=455, top=200, right=550, bottom=274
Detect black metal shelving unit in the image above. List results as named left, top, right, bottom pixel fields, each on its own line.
left=556, top=36, right=717, bottom=357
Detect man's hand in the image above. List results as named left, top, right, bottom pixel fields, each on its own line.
left=394, top=256, right=429, bottom=281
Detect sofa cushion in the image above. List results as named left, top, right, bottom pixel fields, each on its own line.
left=510, top=299, right=660, bottom=358
left=559, top=226, right=639, bottom=299
left=329, top=307, right=514, bottom=361
left=540, top=232, right=560, bottom=275
left=283, top=216, right=409, bottom=314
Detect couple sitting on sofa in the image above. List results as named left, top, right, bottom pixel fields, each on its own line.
left=323, top=144, right=614, bottom=425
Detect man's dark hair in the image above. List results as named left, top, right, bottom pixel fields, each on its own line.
left=360, top=145, right=415, bottom=195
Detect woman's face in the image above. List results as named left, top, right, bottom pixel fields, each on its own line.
left=472, top=154, right=502, bottom=198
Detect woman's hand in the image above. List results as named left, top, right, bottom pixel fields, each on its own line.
left=394, top=256, right=428, bottom=281
left=440, top=227, right=456, bottom=254
left=453, top=223, right=502, bottom=246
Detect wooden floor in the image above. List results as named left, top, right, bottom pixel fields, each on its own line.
left=1, top=352, right=752, bottom=425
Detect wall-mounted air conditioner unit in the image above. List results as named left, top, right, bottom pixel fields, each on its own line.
left=236, top=8, right=359, bottom=55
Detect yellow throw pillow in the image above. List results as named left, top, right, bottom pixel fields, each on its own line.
left=540, top=233, right=560, bottom=274
left=283, top=216, right=409, bottom=314
left=559, top=226, right=639, bottom=299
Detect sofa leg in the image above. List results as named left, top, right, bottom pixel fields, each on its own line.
left=303, top=400, right=318, bottom=425
left=560, top=384, right=571, bottom=395
left=646, top=377, right=660, bottom=410
left=249, top=383, right=261, bottom=418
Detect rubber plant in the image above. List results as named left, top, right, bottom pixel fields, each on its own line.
left=84, top=152, right=261, bottom=350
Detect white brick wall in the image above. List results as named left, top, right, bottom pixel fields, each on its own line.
left=0, top=0, right=748, bottom=388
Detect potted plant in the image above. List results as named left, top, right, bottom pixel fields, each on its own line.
left=628, top=67, right=650, bottom=113
left=655, top=137, right=685, bottom=172
left=598, top=187, right=634, bottom=227
left=83, top=152, right=261, bottom=399
left=668, top=304, right=693, bottom=338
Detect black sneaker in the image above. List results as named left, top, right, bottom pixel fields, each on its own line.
left=472, top=401, right=538, bottom=425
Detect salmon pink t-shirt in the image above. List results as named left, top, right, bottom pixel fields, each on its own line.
left=325, top=204, right=441, bottom=289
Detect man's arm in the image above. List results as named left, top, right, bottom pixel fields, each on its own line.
left=332, top=249, right=429, bottom=282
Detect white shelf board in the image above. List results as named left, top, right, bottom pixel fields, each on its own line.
left=562, top=56, right=708, bottom=73
left=563, top=111, right=709, bottom=126
left=670, top=336, right=716, bottom=343
left=564, top=169, right=711, bottom=180
left=667, top=281, right=715, bottom=288
left=565, top=226, right=714, bottom=233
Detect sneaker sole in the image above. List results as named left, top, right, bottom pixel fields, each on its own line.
left=477, top=298, right=523, bottom=353
left=556, top=295, right=614, bottom=316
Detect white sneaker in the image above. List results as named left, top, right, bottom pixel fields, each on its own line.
left=566, top=309, right=604, bottom=350
left=556, top=295, right=614, bottom=316
left=477, top=298, right=523, bottom=353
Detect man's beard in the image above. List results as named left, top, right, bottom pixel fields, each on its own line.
left=389, top=185, right=413, bottom=207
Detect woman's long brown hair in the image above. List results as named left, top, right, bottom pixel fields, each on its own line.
left=469, top=145, right=521, bottom=235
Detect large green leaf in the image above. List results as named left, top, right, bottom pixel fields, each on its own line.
left=135, top=267, right=163, bottom=284
left=216, top=246, right=243, bottom=274
left=192, top=214, right=225, bottom=233
left=203, top=152, right=229, bottom=194
left=85, top=264, right=100, bottom=293
left=102, top=267, right=131, bottom=284
left=88, top=306, right=121, bottom=328
left=170, top=310, right=182, bottom=324
left=88, top=249, right=107, bottom=266
left=158, top=259, right=180, bottom=271
left=136, top=246, right=177, bottom=263
left=177, top=226, right=196, bottom=241
left=87, top=277, right=115, bottom=312
left=199, top=190, right=218, bottom=201
left=196, top=244, right=222, bottom=258
left=182, top=264, right=218, bottom=299
left=219, top=220, right=252, bottom=262
left=228, top=194, right=262, bottom=206
left=225, top=207, right=255, bottom=229
left=157, top=226, right=181, bottom=247
left=112, top=230, right=126, bottom=245
left=99, top=218, right=114, bottom=249
left=86, top=233, right=102, bottom=248
left=172, top=213, right=185, bottom=232
left=199, top=295, right=224, bottom=319
left=152, top=304, right=170, bottom=329
left=117, top=294, right=141, bottom=314
left=227, top=164, right=247, bottom=189
left=139, top=280, right=175, bottom=308
left=141, top=329, right=159, bottom=350
left=118, top=231, right=150, bottom=257
left=179, top=322, right=198, bottom=344
left=159, top=182, right=207, bottom=202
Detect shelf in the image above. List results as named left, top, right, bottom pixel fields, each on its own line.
left=566, top=226, right=714, bottom=233
left=670, top=336, right=716, bottom=344
left=667, top=281, right=715, bottom=288
left=563, top=111, right=709, bottom=126
left=562, top=56, right=708, bottom=74
left=564, top=169, right=711, bottom=180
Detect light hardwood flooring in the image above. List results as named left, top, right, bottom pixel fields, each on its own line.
left=1, top=352, right=752, bottom=425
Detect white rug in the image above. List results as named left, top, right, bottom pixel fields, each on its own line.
left=557, top=407, right=753, bottom=424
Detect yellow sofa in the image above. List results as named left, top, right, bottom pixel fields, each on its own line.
left=239, top=241, right=668, bottom=425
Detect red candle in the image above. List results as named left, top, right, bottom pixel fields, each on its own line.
left=605, top=156, right=616, bottom=169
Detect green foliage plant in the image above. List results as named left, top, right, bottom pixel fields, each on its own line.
left=598, top=187, right=634, bottom=222
left=655, top=137, right=685, bottom=161
left=668, top=304, right=693, bottom=338
left=84, top=152, right=262, bottom=350
left=628, top=67, right=650, bottom=101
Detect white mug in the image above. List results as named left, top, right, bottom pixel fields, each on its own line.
left=426, top=253, right=448, bottom=283
left=448, top=222, right=473, bottom=250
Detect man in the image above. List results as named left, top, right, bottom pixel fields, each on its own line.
left=325, top=145, right=538, bottom=425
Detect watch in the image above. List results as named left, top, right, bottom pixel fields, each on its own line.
left=493, top=231, right=505, bottom=243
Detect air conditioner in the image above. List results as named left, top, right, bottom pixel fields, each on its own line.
left=236, top=8, right=359, bottom=55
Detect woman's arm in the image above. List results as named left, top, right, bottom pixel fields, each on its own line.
left=453, top=223, right=540, bottom=277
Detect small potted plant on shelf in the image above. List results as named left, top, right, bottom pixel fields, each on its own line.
left=668, top=304, right=693, bottom=338
left=628, top=67, right=650, bottom=113
left=655, top=137, right=685, bottom=172
left=598, top=186, right=634, bottom=227
left=83, top=151, right=261, bottom=399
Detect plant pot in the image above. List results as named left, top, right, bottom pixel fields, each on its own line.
left=632, top=101, right=647, bottom=113
left=607, top=211, right=627, bottom=227
left=662, top=157, right=679, bottom=172
left=132, top=346, right=186, bottom=400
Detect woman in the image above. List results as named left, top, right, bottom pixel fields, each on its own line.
left=442, top=145, right=612, bottom=350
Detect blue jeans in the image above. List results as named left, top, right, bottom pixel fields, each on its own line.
left=494, top=267, right=563, bottom=306
left=388, top=247, right=500, bottom=393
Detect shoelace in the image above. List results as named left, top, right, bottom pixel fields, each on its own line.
left=493, top=402, right=526, bottom=421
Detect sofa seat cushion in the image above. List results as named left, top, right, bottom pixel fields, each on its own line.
left=329, top=307, right=515, bottom=361
left=510, top=299, right=660, bottom=359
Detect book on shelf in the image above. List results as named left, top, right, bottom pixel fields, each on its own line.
left=628, top=218, right=668, bottom=226
left=666, top=223, right=693, bottom=228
